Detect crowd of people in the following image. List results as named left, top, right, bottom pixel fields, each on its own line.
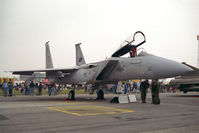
left=1, top=80, right=14, bottom=97
left=0, top=80, right=47, bottom=97
left=1, top=78, right=177, bottom=104
left=23, top=81, right=43, bottom=96
left=100, top=79, right=161, bottom=104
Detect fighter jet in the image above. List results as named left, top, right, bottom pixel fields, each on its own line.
left=169, top=63, right=199, bottom=93
left=11, top=31, right=193, bottom=99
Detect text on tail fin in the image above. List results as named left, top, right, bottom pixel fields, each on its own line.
left=45, top=41, right=54, bottom=68
left=75, top=43, right=86, bottom=66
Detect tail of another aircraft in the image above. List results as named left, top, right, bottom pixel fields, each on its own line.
left=45, top=41, right=54, bottom=68
left=75, top=43, right=86, bottom=66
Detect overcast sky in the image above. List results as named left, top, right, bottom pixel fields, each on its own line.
left=0, top=0, right=199, bottom=76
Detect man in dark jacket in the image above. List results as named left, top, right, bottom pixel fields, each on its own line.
left=38, top=83, right=43, bottom=95
left=140, top=79, right=149, bottom=103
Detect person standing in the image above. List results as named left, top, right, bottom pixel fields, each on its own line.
left=24, top=82, right=29, bottom=95
left=127, top=83, right=131, bottom=93
left=29, top=81, right=35, bottom=96
left=2, top=80, right=8, bottom=97
left=35, top=83, right=38, bottom=95
left=38, top=82, right=43, bottom=95
left=140, top=79, right=149, bottom=103
left=84, top=85, right=87, bottom=92
left=114, top=84, right=117, bottom=94
left=8, top=81, right=13, bottom=96
left=151, top=79, right=160, bottom=104
left=124, top=83, right=128, bottom=94
left=48, top=83, right=52, bottom=96
left=0, top=82, right=2, bottom=90
left=52, top=83, right=57, bottom=96
left=133, top=82, right=137, bottom=93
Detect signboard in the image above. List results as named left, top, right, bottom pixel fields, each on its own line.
left=119, top=95, right=129, bottom=103
left=129, top=94, right=137, bottom=102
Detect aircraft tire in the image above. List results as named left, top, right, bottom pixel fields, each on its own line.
left=96, top=90, right=104, bottom=100
left=68, top=90, right=75, bottom=100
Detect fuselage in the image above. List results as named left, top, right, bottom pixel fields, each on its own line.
left=47, top=52, right=193, bottom=85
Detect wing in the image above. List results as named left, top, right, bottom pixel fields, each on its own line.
left=10, top=67, right=78, bottom=75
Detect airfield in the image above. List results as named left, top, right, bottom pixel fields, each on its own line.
left=0, top=92, right=199, bottom=133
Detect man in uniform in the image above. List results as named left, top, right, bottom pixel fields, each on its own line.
left=140, top=79, right=149, bottom=103
left=151, top=79, right=160, bottom=104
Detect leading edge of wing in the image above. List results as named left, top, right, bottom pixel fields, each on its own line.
left=10, top=67, right=78, bottom=75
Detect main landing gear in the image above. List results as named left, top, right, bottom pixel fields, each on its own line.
left=66, top=85, right=105, bottom=100
left=68, top=90, right=75, bottom=100
left=96, top=89, right=104, bottom=100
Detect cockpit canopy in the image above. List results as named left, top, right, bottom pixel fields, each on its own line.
left=137, top=51, right=149, bottom=56
left=111, top=31, right=146, bottom=58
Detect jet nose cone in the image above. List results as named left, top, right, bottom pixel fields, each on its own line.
left=151, top=56, right=194, bottom=78
left=175, top=63, right=193, bottom=75
left=162, top=61, right=193, bottom=78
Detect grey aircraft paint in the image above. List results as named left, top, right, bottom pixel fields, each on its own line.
left=12, top=41, right=193, bottom=85
left=76, top=43, right=86, bottom=66
left=45, top=41, right=54, bottom=69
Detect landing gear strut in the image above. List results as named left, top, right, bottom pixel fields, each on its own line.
left=68, top=90, right=75, bottom=100
left=96, top=89, right=104, bottom=100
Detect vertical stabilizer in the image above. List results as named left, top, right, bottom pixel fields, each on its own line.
left=75, top=43, right=86, bottom=66
left=45, top=41, right=54, bottom=68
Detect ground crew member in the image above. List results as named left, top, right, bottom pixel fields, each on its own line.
left=151, top=79, right=160, bottom=104
left=140, top=79, right=149, bottom=103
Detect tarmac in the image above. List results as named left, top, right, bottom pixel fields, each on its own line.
left=0, top=92, right=199, bottom=133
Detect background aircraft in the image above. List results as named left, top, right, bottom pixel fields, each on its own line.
left=169, top=63, right=199, bottom=93
left=11, top=31, right=194, bottom=99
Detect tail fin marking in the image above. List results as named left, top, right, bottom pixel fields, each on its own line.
left=45, top=41, right=54, bottom=69
left=75, top=43, right=86, bottom=66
